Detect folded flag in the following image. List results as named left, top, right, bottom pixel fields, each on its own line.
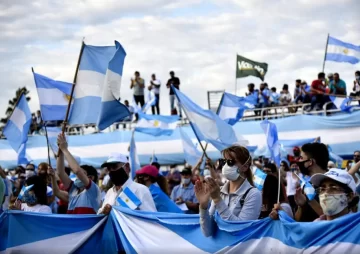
left=69, top=41, right=129, bottom=126
left=325, top=36, right=360, bottom=64
left=253, top=168, right=267, bottom=191
left=33, top=72, right=73, bottom=121
left=260, top=119, right=281, bottom=166
left=142, top=91, right=157, bottom=113
left=97, top=41, right=130, bottom=130
left=129, top=132, right=141, bottom=180
left=330, top=96, right=353, bottom=112
left=135, top=113, right=178, bottom=137
left=173, top=87, right=238, bottom=151
left=17, top=184, right=34, bottom=200
left=179, top=127, right=203, bottom=167
left=117, top=187, right=142, bottom=210
left=3, top=93, right=32, bottom=165
left=218, top=92, right=255, bottom=125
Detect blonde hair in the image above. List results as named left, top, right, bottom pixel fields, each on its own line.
left=222, top=145, right=254, bottom=186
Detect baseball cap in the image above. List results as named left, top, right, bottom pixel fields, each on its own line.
left=101, top=153, right=128, bottom=168
left=310, top=168, right=356, bottom=193
left=180, top=167, right=192, bottom=175
left=136, top=165, right=159, bottom=178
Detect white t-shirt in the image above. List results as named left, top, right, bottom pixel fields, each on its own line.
left=21, top=203, right=52, bottom=213
left=279, top=93, right=292, bottom=104
left=151, top=79, right=161, bottom=94
left=286, top=172, right=300, bottom=196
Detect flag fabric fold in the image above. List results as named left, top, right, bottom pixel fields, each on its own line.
left=330, top=96, right=353, bottom=112
left=179, top=127, right=203, bottom=166
left=3, top=93, right=32, bottom=165
left=129, top=132, right=141, bottom=179
left=135, top=113, right=178, bottom=136
left=33, top=72, right=73, bottom=121
left=253, top=168, right=267, bottom=191
left=260, top=119, right=281, bottom=166
left=173, top=87, right=238, bottom=151
left=325, top=36, right=360, bottom=64
left=142, top=91, right=157, bottom=113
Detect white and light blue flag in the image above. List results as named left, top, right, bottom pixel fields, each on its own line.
left=3, top=93, right=32, bottom=165
left=301, top=179, right=316, bottom=201
left=260, top=119, right=281, bottom=166
left=116, top=187, right=142, bottom=210
left=326, top=36, right=360, bottom=64
left=45, top=127, right=61, bottom=155
left=69, top=41, right=129, bottom=126
left=173, top=87, right=238, bottom=151
left=330, top=96, right=353, bottom=112
left=142, top=91, right=157, bottom=113
left=33, top=72, right=72, bottom=121
left=253, top=168, right=267, bottom=191
left=97, top=41, right=130, bottom=130
left=129, top=132, right=141, bottom=180
left=328, top=145, right=343, bottom=167
left=218, top=92, right=255, bottom=125
left=150, top=150, right=158, bottom=164
left=179, top=127, right=203, bottom=167
left=17, top=184, right=34, bottom=200
left=135, top=113, right=178, bottom=137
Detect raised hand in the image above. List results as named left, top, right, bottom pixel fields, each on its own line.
left=57, top=133, right=68, bottom=151
left=195, top=180, right=211, bottom=210
left=294, top=187, right=307, bottom=207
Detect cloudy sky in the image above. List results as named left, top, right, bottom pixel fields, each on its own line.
left=1, top=0, right=359, bottom=119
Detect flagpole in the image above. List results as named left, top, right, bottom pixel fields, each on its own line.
left=62, top=38, right=86, bottom=134
left=31, top=67, right=53, bottom=166
left=322, top=33, right=329, bottom=72
left=235, top=54, right=238, bottom=95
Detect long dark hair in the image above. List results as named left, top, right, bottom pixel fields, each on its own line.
left=262, top=174, right=287, bottom=211
left=221, top=145, right=254, bottom=186
left=25, top=175, right=48, bottom=205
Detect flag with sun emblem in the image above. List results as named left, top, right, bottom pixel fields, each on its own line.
left=135, top=112, right=178, bottom=136
left=325, top=36, right=360, bottom=64
left=116, top=187, right=142, bottom=210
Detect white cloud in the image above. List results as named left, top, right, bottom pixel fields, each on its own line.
left=0, top=0, right=359, bottom=121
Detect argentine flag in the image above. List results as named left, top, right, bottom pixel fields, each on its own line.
left=69, top=41, right=129, bottom=127
left=142, top=91, right=157, bottom=113
left=173, top=87, right=238, bottom=151
left=326, top=36, right=360, bottom=64
left=45, top=127, right=61, bottom=155
left=218, top=92, right=255, bottom=125
left=179, top=127, right=203, bottom=167
left=3, top=93, right=32, bottom=165
left=253, top=168, right=267, bottom=191
left=135, top=113, right=178, bottom=137
left=129, top=132, right=141, bottom=180
left=260, top=119, right=281, bottom=166
left=117, top=187, right=142, bottom=210
left=330, top=96, right=353, bottom=112
left=17, top=184, right=34, bottom=200
left=301, top=179, right=316, bottom=201
left=33, top=72, right=73, bottom=121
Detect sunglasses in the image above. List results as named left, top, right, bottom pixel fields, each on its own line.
left=218, top=159, right=236, bottom=167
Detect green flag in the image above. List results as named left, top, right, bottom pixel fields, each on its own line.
left=236, top=54, right=268, bottom=81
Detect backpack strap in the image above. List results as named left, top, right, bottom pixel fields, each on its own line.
left=240, top=187, right=255, bottom=207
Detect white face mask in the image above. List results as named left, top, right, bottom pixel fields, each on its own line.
left=319, top=193, right=348, bottom=216
left=222, top=163, right=242, bottom=181
left=182, top=178, right=191, bottom=185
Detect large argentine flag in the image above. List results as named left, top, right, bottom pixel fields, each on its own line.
left=135, top=113, right=178, bottom=136
left=0, top=211, right=107, bottom=254
left=69, top=41, right=129, bottom=126
left=261, top=119, right=281, bottom=166
left=110, top=206, right=360, bottom=253
left=173, top=87, right=238, bottom=151
left=218, top=92, right=255, bottom=125
left=179, top=127, right=202, bottom=166
left=330, top=96, right=353, bottom=112
left=33, top=72, right=72, bottom=121
left=3, top=93, right=32, bottom=165
left=326, top=36, right=360, bottom=64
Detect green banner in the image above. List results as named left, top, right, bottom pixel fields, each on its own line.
left=236, top=55, right=268, bottom=81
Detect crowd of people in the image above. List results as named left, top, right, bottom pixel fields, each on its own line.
left=1, top=132, right=360, bottom=238
left=246, top=70, right=360, bottom=114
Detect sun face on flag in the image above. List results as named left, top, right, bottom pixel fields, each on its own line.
left=125, top=198, right=129, bottom=203
left=153, top=120, right=159, bottom=127
left=64, top=94, right=72, bottom=102
left=343, top=48, right=349, bottom=55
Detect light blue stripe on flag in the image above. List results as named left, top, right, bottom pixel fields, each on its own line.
left=253, top=168, right=267, bottom=191
left=260, top=119, right=281, bottom=166
left=130, top=132, right=141, bottom=179
left=117, top=187, right=142, bottom=210
left=330, top=96, right=353, bottom=112
left=135, top=113, right=178, bottom=137
left=17, top=184, right=34, bottom=200
left=179, top=127, right=202, bottom=166
left=326, top=36, right=360, bottom=64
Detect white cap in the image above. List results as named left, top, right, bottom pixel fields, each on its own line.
left=327, top=73, right=334, bottom=78
left=310, top=168, right=356, bottom=193
left=101, top=153, right=128, bottom=168
left=327, top=161, right=335, bottom=168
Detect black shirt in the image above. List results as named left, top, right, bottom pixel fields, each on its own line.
left=298, top=194, right=320, bottom=222
left=167, top=77, right=180, bottom=95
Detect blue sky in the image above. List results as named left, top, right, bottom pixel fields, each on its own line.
left=0, top=0, right=359, bottom=118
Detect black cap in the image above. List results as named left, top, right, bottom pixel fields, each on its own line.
left=180, top=167, right=192, bottom=175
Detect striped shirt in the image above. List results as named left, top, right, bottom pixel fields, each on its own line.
left=67, top=181, right=101, bottom=214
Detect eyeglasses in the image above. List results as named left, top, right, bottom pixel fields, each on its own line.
left=218, top=159, right=236, bottom=167
left=315, top=186, right=345, bottom=195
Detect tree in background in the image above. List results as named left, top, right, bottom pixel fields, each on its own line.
left=0, top=87, right=31, bottom=128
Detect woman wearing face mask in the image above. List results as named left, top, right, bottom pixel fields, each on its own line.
left=196, top=145, right=262, bottom=237
left=136, top=165, right=182, bottom=213
left=12, top=175, right=52, bottom=213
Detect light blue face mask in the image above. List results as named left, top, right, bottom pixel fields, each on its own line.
left=74, top=178, right=85, bottom=189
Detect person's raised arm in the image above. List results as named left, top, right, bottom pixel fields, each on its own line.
left=58, top=133, right=90, bottom=187
left=56, top=147, right=71, bottom=189
left=348, top=161, right=360, bottom=183
left=48, top=166, right=69, bottom=203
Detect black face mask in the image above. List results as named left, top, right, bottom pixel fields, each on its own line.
left=297, top=160, right=311, bottom=176
left=109, top=168, right=128, bottom=186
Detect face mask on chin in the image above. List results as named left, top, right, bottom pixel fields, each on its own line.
left=109, top=168, right=129, bottom=186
